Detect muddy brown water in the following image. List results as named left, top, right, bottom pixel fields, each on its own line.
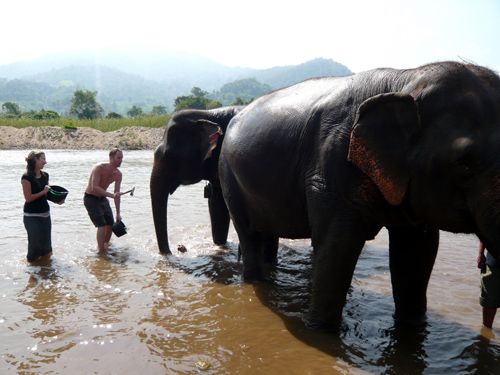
left=1, top=150, right=499, bottom=374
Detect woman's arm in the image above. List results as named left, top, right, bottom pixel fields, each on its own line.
left=22, top=179, right=49, bottom=203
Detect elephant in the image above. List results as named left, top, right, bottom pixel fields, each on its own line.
left=218, top=61, right=500, bottom=331
left=150, top=106, right=243, bottom=254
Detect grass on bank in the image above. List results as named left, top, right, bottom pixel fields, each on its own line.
left=0, top=115, right=170, bottom=132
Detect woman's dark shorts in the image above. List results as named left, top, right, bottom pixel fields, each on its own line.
left=83, top=193, right=114, bottom=227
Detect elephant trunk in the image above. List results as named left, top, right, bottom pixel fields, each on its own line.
left=150, top=159, right=172, bottom=254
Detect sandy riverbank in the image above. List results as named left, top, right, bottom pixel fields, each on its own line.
left=0, top=126, right=164, bottom=150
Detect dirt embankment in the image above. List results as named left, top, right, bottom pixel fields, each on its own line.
left=0, top=126, right=165, bottom=150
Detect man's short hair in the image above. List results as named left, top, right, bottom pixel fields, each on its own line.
left=109, top=148, right=122, bottom=158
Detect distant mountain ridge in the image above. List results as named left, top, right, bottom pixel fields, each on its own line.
left=0, top=50, right=352, bottom=114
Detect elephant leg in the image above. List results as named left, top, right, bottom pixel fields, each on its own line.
left=238, top=232, right=264, bottom=281
left=208, top=183, right=230, bottom=245
left=262, top=235, right=279, bottom=265
left=388, top=224, right=439, bottom=322
left=308, top=219, right=367, bottom=331
left=235, top=228, right=279, bottom=281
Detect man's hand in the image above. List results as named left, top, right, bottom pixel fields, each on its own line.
left=116, top=214, right=122, bottom=223
left=477, top=253, right=486, bottom=273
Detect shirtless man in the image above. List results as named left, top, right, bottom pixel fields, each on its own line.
left=84, top=148, right=124, bottom=251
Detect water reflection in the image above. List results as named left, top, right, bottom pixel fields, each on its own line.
left=14, top=260, right=78, bottom=369
left=137, top=257, right=224, bottom=373
left=85, top=258, right=127, bottom=320
left=250, top=242, right=500, bottom=374
left=2, top=150, right=500, bottom=374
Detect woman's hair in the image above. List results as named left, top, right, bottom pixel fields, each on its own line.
left=25, top=151, right=45, bottom=176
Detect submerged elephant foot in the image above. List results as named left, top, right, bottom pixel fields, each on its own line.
left=305, top=307, right=342, bottom=333
left=242, top=266, right=264, bottom=282
left=304, top=315, right=341, bottom=333
left=393, top=309, right=428, bottom=328
left=242, top=255, right=279, bottom=282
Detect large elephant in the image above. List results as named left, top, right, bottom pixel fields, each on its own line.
left=150, top=106, right=243, bottom=254
left=219, top=61, right=500, bottom=330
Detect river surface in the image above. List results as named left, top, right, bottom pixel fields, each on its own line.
left=1, top=150, right=499, bottom=374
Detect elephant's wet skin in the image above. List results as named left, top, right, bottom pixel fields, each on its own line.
left=219, top=61, right=500, bottom=330
left=150, top=106, right=244, bottom=254
left=251, top=245, right=500, bottom=374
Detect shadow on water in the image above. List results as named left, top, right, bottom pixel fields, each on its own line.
left=163, top=240, right=500, bottom=374
left=252, top=246, right=500, bottom=375
left=163, top=240, right=243, bottom=285
left=96, top=247, right=131, bottom=265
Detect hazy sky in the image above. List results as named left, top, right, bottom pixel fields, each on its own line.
left=2, top=0, right=499, bottom=73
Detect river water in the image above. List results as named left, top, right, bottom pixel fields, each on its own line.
left=0, top=149, right=499, bottom=374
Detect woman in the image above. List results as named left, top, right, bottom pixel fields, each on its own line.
left=21, top=151, right=52, bottom=262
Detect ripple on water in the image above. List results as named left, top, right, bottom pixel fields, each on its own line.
left=1, top=151, right=500, bottom=373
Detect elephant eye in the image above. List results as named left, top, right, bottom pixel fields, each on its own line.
left=454, top=157, right=473, bottom=172
left=451, top=152, right=487, bottom=183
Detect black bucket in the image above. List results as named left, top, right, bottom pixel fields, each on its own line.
left=112, top=220, right=127, bottom=237
left=47, top=185, right=68, bottom=203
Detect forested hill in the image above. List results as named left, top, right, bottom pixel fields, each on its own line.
left=0, top=51, right=352, bottom=114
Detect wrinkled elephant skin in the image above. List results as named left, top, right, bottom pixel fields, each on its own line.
left=150, top=106, right=243, bottom=254
left=219, top=62, right=500, bottom=331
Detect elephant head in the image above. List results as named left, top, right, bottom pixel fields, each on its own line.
left=150, top=106, right=243, bottom=253
left=348, top=63, right=500, bottom=258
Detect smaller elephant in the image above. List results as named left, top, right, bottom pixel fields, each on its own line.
left=150, top=106, right=244, bottom=254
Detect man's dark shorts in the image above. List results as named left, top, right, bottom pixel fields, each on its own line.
left=84, top=193, right=114, bottom=227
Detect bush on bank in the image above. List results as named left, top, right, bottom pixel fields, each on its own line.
left=0, top=115, right=170, bottom=132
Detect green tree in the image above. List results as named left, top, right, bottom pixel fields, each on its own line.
left=127, top=105, right=143, bottom=117
left=210, top=78, right=270, bottom=105
left=174, top=87, right=216, bottom=111
left=106, top=112, right=122, bottom=119
left=151, top=105, right=167, bottom=115
left=1, top=102, right=21, bottom=117
left=69, top=90, right=104, bottom=119
left=206, top=100, right=222, bottom=109
left=21, top=110, right=37, bottom=119
left=191, top=87, right=208, bottom=98
left=174, top=95, right=205, bottom=111
left=33, top=109, right=60, bottom=119
left=232, top=97, right=253, bottom=105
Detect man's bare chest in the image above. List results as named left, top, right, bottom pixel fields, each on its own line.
left=99, top=167, right=118, bottom=186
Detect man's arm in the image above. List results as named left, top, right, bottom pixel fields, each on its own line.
left=114, top=170, right=122, bottom=222
left=477, top=241, right=486, bottom=271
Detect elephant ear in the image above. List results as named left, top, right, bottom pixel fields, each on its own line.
left=166, top=119, right=222, bottom=157
left=347, top=93, right=420, bottom=205
left=196, top=119, right=223, bottom=160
